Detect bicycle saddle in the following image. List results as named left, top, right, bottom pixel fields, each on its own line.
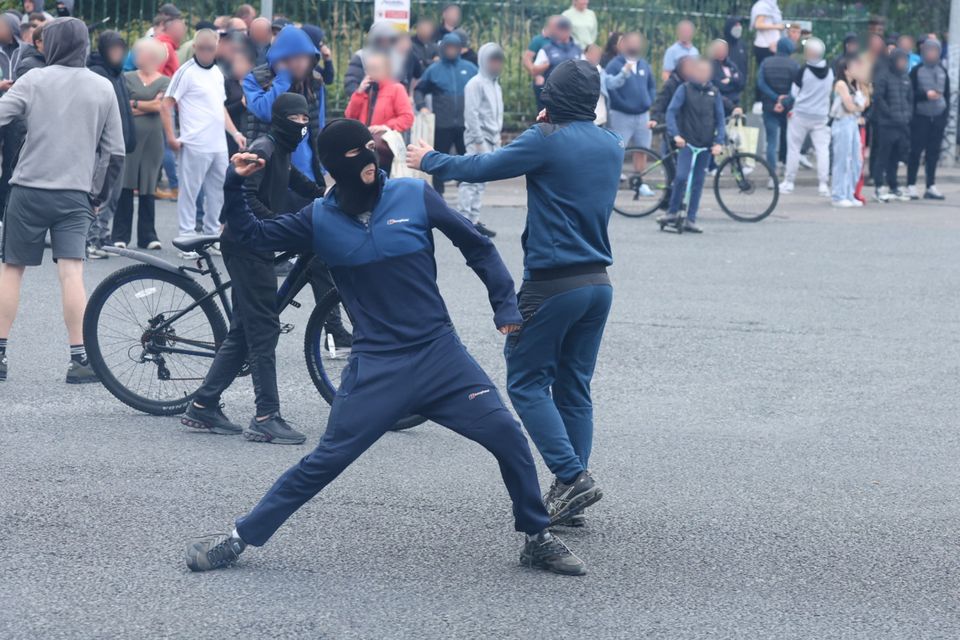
left=172, top=235, right=221, bottom=252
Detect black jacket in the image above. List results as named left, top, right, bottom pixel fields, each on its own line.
left=14, top=43, right=44, bottom=77
left=873, top=63, right=913, bottom=127
left=723, top=17, right=749, bottom=81
left=87, top=51, right=136, bottom=153
left=711, top=57, right=745, bottom=106
left=411, top=36, right=438, bottom=69
left=650, top=70, right=684, bottom=124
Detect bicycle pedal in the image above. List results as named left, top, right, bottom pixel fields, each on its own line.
left=280, top=323, right=295, bottom=334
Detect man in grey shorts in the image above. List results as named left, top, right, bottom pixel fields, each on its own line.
left=0, top=17, right=124, bottom=383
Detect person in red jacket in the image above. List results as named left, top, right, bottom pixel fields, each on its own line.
left=154, top=12, right=185, bottom=78
left=344, top=50, right=414, bottom=134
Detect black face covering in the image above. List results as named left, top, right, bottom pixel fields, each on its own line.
left=317, top=119, right=381, bottom=216
left=271, top=93, right=309, bottom=152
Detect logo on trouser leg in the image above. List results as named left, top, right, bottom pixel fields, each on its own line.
left=468, top=389, right=491, bottom=401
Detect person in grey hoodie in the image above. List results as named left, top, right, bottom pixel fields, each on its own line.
left=458, top=42, right=504, bottom=238
left=0, top=17, right=124, bottom=384
left=780, top=37, right=833, bottom=196
left=0, top=12, right=25, bottom=221
left=906, top=39, right=949, bottom=200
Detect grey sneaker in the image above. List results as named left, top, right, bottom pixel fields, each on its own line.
left=66, top=360, right=99, bottom=384
left=185, top=533, right=246, bottom=572
left=520, top=531, right=586, bottom=576
left=181, top=403, right=243, bottom=435
left=545, top=470, right=603, bottom=526
left=244, top=413, right=306, bottom=445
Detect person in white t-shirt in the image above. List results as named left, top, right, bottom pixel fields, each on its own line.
left=161, top=29, right=246, bottom=254
left=750, top=0, right=785, bottom=67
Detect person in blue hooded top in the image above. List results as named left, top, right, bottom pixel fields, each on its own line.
left=243, top=25, right=325, bottom=185
left=407, top=59, right=623, bottom=530
left=182, top=118, right=589, bottom=578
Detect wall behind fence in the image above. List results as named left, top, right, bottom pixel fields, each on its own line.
left=65, top=0, right=940, bottom=129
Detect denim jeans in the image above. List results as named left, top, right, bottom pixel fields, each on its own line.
left=762, top=111, right=786, bottom=171
left=668, top=146, right=711, bottom=222
left=830, top=117, right=862, bottom=202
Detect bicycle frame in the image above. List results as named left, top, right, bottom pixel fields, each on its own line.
left=126, top=246, right=318, bottom=361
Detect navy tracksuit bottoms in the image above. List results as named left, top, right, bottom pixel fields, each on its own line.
left=235, top=332, right=551, bottom=545
left=505, top=278, right=613, bottom=485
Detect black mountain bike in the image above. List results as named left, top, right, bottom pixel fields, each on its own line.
left=83, top=235, right=425, bottom=430
left=613, top=118, right=779, bottom=222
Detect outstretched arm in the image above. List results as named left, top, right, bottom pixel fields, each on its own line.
left=410, top=126, right=546, bottom=183
left=222, top=157, right=315, bottom=253
left=423, top=184, right=521, bottom=331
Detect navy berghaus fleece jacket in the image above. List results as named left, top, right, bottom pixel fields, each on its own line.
left=221, top=168, right=522, bottom=352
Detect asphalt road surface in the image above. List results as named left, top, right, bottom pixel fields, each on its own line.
left=2, top=185, right=960, bottom=639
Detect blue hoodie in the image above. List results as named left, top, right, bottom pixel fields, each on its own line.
left=413, top=33, right=477, bottom=128
left=243, top=26, right=321, bottom=179
left=604, top=55, right=656, bottom=115
left=422, top=120, right=623, bottom=274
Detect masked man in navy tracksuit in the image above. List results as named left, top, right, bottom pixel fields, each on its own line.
left=408, top=60, right=623, bottom=528
left=183, top=119, right=586, bottom=577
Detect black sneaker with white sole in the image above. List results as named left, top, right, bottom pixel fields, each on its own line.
left=66, top=360, right=99, bottom=384
left=520, top=531, right=586, bottom=576
left=0, top=354, right=7, bottom=381
left=545, top=470, right=603, bottom=526
left=181, top=403, right=243, bottom=435
left=185, top=533, right=247, bottom=572
left=244, top=413, right=306, bottom=445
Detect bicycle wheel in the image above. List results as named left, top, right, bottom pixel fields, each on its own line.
left=613, top=146, right=672, bottom=218
left=83, top=264, right=228, bottom=415
left=713, top=152, right=779, bottom=222
left=304, top=290, right=427, bottom=431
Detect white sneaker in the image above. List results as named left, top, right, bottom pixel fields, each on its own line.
left=209, top=243, right=222, bottom=256
left=906, top=185, right=920, bottom=200
left=146, top=240, right=162, bottom=250
left=779, top=181, right=795, bottom=194
left=851, top=199, right=864, bottom=207
left=832, top=199, right=854, bottom=208
left=113, top=241, right=127, bottom=249
left=818, top=183, right=830, bottom=198
left=798, top=155, right=814, bottom=169
left=893, top=189, right=911, bottom=202
left=638, top=184, right=654, bottom=197
left=178, top=250, right=200, bottom=260
left=924, top=185, right=945, bottom=200
left=875, top=186, right=892, bottom=202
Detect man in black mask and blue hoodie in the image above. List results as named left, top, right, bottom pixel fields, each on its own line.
left=183, top=118, right=587, bottom=577
left=183, top=93, right=324, bottom=446
left=408, top=60, right=621, bottom=529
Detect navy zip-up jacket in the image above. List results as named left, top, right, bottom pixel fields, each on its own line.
left=421, top=121, right=623, bottom=276
left=413, top=42, right=477, bottom=129
left=221, top=169, right=522, bottom=352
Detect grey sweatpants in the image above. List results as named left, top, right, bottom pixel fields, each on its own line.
left=178, top=146, right=227, bottom=236
left=457, top=140, right=499, bottom=223
left=784, top=113, right=830, bottom=185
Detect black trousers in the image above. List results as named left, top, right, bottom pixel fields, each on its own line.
left=0, top=120, right=25, bottom=221
left=432, top=126, right=465, bottom=194
left=907, top=115, right=946, bottom=189
left=194, top=251, right=282, bottom=418
left=111, top=190, right=158, bottom=248
left=875, top=124, right=910, bottom=191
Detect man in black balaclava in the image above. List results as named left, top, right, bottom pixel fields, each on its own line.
left=183, top=116, right=588, bottom=578
left=409, top=59, right=622, bottom=530
left=185, top=92, right=324, bottom=446
left=86, top=30, right=136, bottom=257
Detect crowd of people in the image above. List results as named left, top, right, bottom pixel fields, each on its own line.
left=0, top=0, right=953, bottom=579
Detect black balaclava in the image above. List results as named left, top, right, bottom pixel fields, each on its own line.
left=271, top=92, right=309, bottom=152
left=317, top=119, right=381, bottom=216
left=539, top=59, right=601, bottom=124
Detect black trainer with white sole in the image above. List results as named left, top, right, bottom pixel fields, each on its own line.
left=181, top=403, right=243, bottom=435
left=244, top=413, right=306, bottom=445
left=520, top=531, right=586, bottom=576
left=185, top=533, right=247, bottom=572
left=65, top=360, right=99, bottom=384
left=545, top=470, right=603, bottom=526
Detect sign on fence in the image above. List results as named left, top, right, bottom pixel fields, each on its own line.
left=374, top=0, right=411, bottom=31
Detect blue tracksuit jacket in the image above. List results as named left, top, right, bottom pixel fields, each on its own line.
left=221, top=170, right=522, bottom=352
left=421, top=121, right=624, bottom=275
